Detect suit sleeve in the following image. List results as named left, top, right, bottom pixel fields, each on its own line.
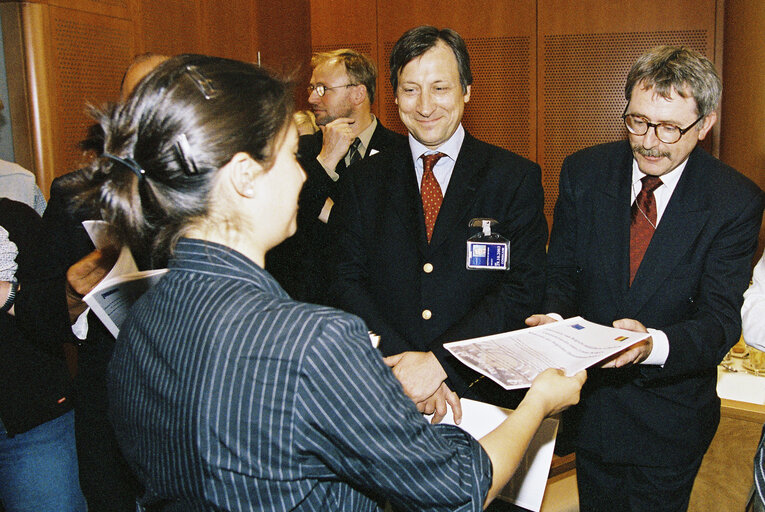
left=645, top=188, right=764, bottom=381
left=297, top=134, right=337, bottom=227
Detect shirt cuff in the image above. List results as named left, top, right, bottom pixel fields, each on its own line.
left=641, top=328, right=668, bottom=366
left=316, top=155, right=340, bottom=182
left=546, top=312, right=564, bottom=322
left=72, top=308, right=90, bottom=340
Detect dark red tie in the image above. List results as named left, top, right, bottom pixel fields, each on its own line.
left=629, top=175, right=663, bottom=285
left=421, top=152, right=446, bottom=242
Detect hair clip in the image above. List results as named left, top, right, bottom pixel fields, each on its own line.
left=102, top=152, right=145, bottom=180
left=173, top=133, right=200, bottom=175
left=184, top=65, right=219, bottom=100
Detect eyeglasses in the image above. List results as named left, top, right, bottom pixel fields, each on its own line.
left=307, top=83, right=357, bottom=97
left=622, top=111, right=704, bottom=144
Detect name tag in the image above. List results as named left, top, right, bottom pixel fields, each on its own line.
left=466, top=218, right=509, bottom=270
left=467, top=241, right=509, bottom=270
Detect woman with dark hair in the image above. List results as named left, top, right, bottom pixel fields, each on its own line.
left=81, top=54, right=585, bottom=511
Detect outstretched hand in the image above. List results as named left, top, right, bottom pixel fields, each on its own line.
left=600, top=318, right=653, bottom=368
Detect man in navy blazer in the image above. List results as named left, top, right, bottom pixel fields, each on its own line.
left=328, top=26, right=548, bottom=419
left=528, top=46, right=764, bottom=511
left=266, top=49, right=402, bottom=302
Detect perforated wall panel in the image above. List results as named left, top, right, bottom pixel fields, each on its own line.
left=140, top=0, right=201, bottom=55
left=49, top=6, right=133, bottom=176
left=540, top=30, right=709, bottom=219
left=381, top=36, right=533, bottom=158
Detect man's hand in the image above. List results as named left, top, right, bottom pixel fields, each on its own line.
left=65, top=248, right=118, bottom=323
left=317, top=117, right=356, bottom=171
left=525, top=314, right=558, bottom=327
left=383, top=351, right=447, bottom=403
left=600, top=318, right=653, bottom=368
left=416, top=382, right=462, bottom=425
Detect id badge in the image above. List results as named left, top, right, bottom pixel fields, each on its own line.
left=466, top=218, right=509, bottom=270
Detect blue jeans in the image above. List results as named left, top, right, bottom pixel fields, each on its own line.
left=0, top=410, right=87, bottom=512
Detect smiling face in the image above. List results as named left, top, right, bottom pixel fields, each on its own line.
left=395, top=41, right=471, bottom=150
left=307, top=61, right=355, bottom=126
left=625, top=82, right=716, bottom=177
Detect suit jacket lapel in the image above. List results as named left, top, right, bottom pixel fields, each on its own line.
left=366, top=124, right=385, bottom=156
left=428, top=133, right=484, bottom=249
left=388, top=150, right=429, bottom=252
left=594, top=145, right=633, bottom=314
left=625, top=148, right=711, bottom=317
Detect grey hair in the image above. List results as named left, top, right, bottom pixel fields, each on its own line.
left=625, top=45, right=722, bottom=118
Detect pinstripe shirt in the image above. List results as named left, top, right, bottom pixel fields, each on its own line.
left=108, top=238, right=492, bottom=511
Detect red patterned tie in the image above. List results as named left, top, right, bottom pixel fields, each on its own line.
left=629, top=175, right=663, bottom=285
left=421, top=152, right=446, bottom=242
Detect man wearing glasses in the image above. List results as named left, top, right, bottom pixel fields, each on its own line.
left=527, top=46, right=764, bottom=511
left=267, top=49, right=401, bottom=302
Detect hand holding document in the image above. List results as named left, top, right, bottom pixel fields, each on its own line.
left=444, top=316, right=650, bottom=390
left=81, top=221, right=167, bottom=337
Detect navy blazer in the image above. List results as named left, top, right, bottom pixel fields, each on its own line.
left=328, top=132, right=548, bottom=396
left=266, top=121, right=403, bottom=303
left=545, top=141, right=764, bottom=466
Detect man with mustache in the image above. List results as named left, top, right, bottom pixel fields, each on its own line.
left=527, top=46, right=764, bottom=511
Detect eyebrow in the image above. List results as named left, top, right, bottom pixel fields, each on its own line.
left=625, top=112, right=688, bottom=126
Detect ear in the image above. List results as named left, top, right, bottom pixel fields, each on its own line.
left=463, top=84, right=471, bottom=104
left=696, top=111, right=717, bottom=141
left=350, top=84, right=367, bottom=106
left=225, top=152, right=263, bottom=198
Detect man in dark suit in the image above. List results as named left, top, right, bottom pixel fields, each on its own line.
left=266, top=49, right=401, bottom=302
left=527, top=46, right=764, bottom=511
left=328, top=26, right=548, bottom=420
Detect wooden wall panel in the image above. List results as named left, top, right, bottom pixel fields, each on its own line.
left=48, top=4, right=133, bottom=177
left=136, top=0, right=202, bottom=55
left=538, top=0, right=717, bottom=227
left=376, top=0, right=537, bottom=157
left=256, top=0, right=312, bottom=108
left=309, top=0, right=377, bottom=113
left=200, top=0, right=258, bottom=62
left=48, top=0, right=129, bottom=18
left=720, top=0, right=765, bottom=259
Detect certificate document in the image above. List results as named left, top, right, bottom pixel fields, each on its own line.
left=444, top=316, right=650, bottom=389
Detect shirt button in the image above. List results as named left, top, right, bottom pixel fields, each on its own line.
left=423, top=263, right=433, bottom=273
left=422, top=309, right=432, bottom=320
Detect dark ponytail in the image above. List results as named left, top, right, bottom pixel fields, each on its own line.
left=71, top=55, right=293, bottom=265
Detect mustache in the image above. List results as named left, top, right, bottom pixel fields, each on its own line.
left=632, top=144, right=671, bottom=159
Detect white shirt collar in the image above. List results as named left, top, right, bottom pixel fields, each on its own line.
left=408, top=124, right=465, bottom=164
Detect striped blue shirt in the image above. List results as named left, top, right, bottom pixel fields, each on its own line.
left=108, top=238, right=492, bottom=511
